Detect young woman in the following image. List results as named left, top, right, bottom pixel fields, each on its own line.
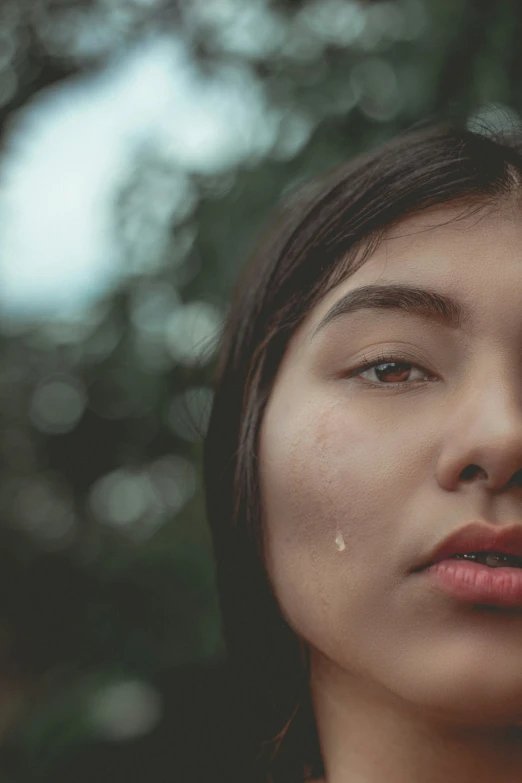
left=203, top=125, right=522, bottom=783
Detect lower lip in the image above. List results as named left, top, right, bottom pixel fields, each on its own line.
left=423, top=558, right=522, bottom=608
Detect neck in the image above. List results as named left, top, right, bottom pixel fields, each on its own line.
left=309, top=651, right=522, bottom=783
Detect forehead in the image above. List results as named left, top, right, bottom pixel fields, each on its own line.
left=297, top=201, right=522, bottom=341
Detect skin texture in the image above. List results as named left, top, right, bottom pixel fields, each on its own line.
left=258, top=201, right=522, bottom=782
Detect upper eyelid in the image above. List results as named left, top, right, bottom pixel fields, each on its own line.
left=353, top=354, right=429, bottom=371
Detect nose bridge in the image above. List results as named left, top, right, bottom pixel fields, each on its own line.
left=468, top=339, right=522, bottom=412
left=463, top=376, right=522, bottom=451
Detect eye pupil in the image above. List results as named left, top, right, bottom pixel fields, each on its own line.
left=373, top=362, right=412, bottom=383
left=378, top=362, right=402, bottom=370
left=350, top=355, right=433, bottom=387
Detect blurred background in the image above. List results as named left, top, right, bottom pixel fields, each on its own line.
left=0, top=0, right=520, bottom=780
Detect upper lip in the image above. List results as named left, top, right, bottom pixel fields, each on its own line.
left=416, top=522, right=522, bottom=571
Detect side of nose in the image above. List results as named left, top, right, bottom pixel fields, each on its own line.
left=436, top=380, right=522, bottom=493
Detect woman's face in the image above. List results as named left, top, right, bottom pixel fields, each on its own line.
left=258, top=202, right=522, bottom=725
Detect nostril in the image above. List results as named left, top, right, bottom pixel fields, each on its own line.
left=461, top=465, right=487, bottom=481
left=508, top=470, right=522, bottom=488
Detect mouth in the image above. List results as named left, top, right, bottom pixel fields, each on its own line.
left=418, top=521, right=522, bottom=573
left=420, top=552, right=522, bottom=571
left=417, top=553, right=522, bottom=608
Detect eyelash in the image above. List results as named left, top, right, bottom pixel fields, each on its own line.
left=346, top=352, right=437, bottom=389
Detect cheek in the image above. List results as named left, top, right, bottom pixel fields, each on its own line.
left=259, top=394, right=415, bottom=567
left=258, top=399, right=404, bottom=650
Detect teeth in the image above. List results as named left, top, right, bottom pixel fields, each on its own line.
left=484, top=553, right=504, bottom=568
left=452, top=552, right=522, bottom=568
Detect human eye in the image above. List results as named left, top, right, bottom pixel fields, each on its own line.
left=344, top=352, right=437, bottom=389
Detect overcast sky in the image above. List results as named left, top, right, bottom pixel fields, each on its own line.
left=0, top=32, right=274, bottom=321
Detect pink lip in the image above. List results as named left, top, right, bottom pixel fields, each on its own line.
left=420, top=521, right=522, bottom=569
left=422, top=559, right=522, bottom=608
left=414, top=521, right=522, bottom=608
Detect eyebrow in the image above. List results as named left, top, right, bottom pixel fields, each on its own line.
left=311, top=283, right=470, bottom=338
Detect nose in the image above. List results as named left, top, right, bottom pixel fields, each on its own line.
left=436, top=381, right=522, bottom=493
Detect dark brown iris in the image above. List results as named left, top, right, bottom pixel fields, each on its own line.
left=374, top=362, right=411, bottom=383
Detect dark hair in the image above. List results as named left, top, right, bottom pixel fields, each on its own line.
left=202, top=124, right=522, bottom=783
